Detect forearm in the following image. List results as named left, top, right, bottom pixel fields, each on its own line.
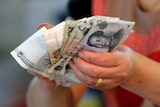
left=26, top=77, right=88, bottom=107
left=121, top=52, right=160, bottom=105
left=26, top=77, right=73, bottom=107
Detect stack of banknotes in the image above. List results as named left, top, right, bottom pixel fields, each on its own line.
left=10, top=16, right=135, bottom=86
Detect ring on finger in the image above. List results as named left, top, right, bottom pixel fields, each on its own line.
left=95, top=78, right=103, bottom=87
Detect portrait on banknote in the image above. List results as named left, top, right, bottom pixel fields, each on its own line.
left=87, top=31, right=114, bottom=48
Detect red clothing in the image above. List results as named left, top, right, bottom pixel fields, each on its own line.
left=92, top=0, right=160, bottom=107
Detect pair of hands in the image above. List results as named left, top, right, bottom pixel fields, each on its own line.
left=28, top=23, right=135, bottom=90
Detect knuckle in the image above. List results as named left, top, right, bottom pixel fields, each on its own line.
left=115, top=72, right=127, bottom=82
left=89, top=68, right=101, bottom=77
left=108, top=82, right=119, bottom=88
left=87, top=78, right=96, bottom=85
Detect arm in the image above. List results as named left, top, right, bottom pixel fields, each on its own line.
left=26, top=74, right=87, bottom=107
left=121, top=51, right=160, bottom=105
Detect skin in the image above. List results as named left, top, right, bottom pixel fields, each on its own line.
left=27, top=1, right=160, bottom=106
left=69, top=46, right=160, bottom=105
left=27, top=71, right=87, bottom=107
left=138, top=0, right=160, bottom=12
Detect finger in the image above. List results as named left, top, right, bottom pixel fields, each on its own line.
left=78, top=50, right=126, bottom=67
left=69, top=62, right=122, bottom=90
left=69, top=60, right=97, bottom=85
left=94, top=78, right=123, bottom=90
left=37, top=23, right=53, bottom=30
left=72, top=57, right=127, bottom=79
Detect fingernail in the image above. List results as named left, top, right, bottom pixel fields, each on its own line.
left=78, top=51, right=84, bottom=58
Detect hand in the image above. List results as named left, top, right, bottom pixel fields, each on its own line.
left=69, top=45, right=135, bottom=90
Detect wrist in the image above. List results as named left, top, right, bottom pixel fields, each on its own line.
left=120, top=51, right=141, bottom=88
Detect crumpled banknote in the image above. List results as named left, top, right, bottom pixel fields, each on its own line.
left=10, top=16, right=135, bottom=86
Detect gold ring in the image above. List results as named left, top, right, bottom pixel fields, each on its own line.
left=95, top=78, right=103, bottom=87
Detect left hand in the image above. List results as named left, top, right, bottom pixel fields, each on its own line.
left=69, top=45, right=135, bottom=90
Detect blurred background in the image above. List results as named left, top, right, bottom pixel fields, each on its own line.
left=0, top=0, right=69, bottom=106
left=0, top=0, right=105, bottom=107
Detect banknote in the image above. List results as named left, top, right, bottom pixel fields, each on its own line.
left=59, top=18, right=88, bottom=56
left=10, top=27, right=52, bottom=78
left=79, top=16, right=135, bottom=52
left=52, top=19, right=83, bottom=65
left=48, top=18, right=91, bottom=75
left=44, top=21, right=65, bottom=65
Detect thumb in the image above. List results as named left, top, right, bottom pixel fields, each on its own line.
left=37, top=23, right=53, bottom=30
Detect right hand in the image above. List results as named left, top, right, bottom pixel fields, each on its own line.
left=69, top=45, right=136, bottom=90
